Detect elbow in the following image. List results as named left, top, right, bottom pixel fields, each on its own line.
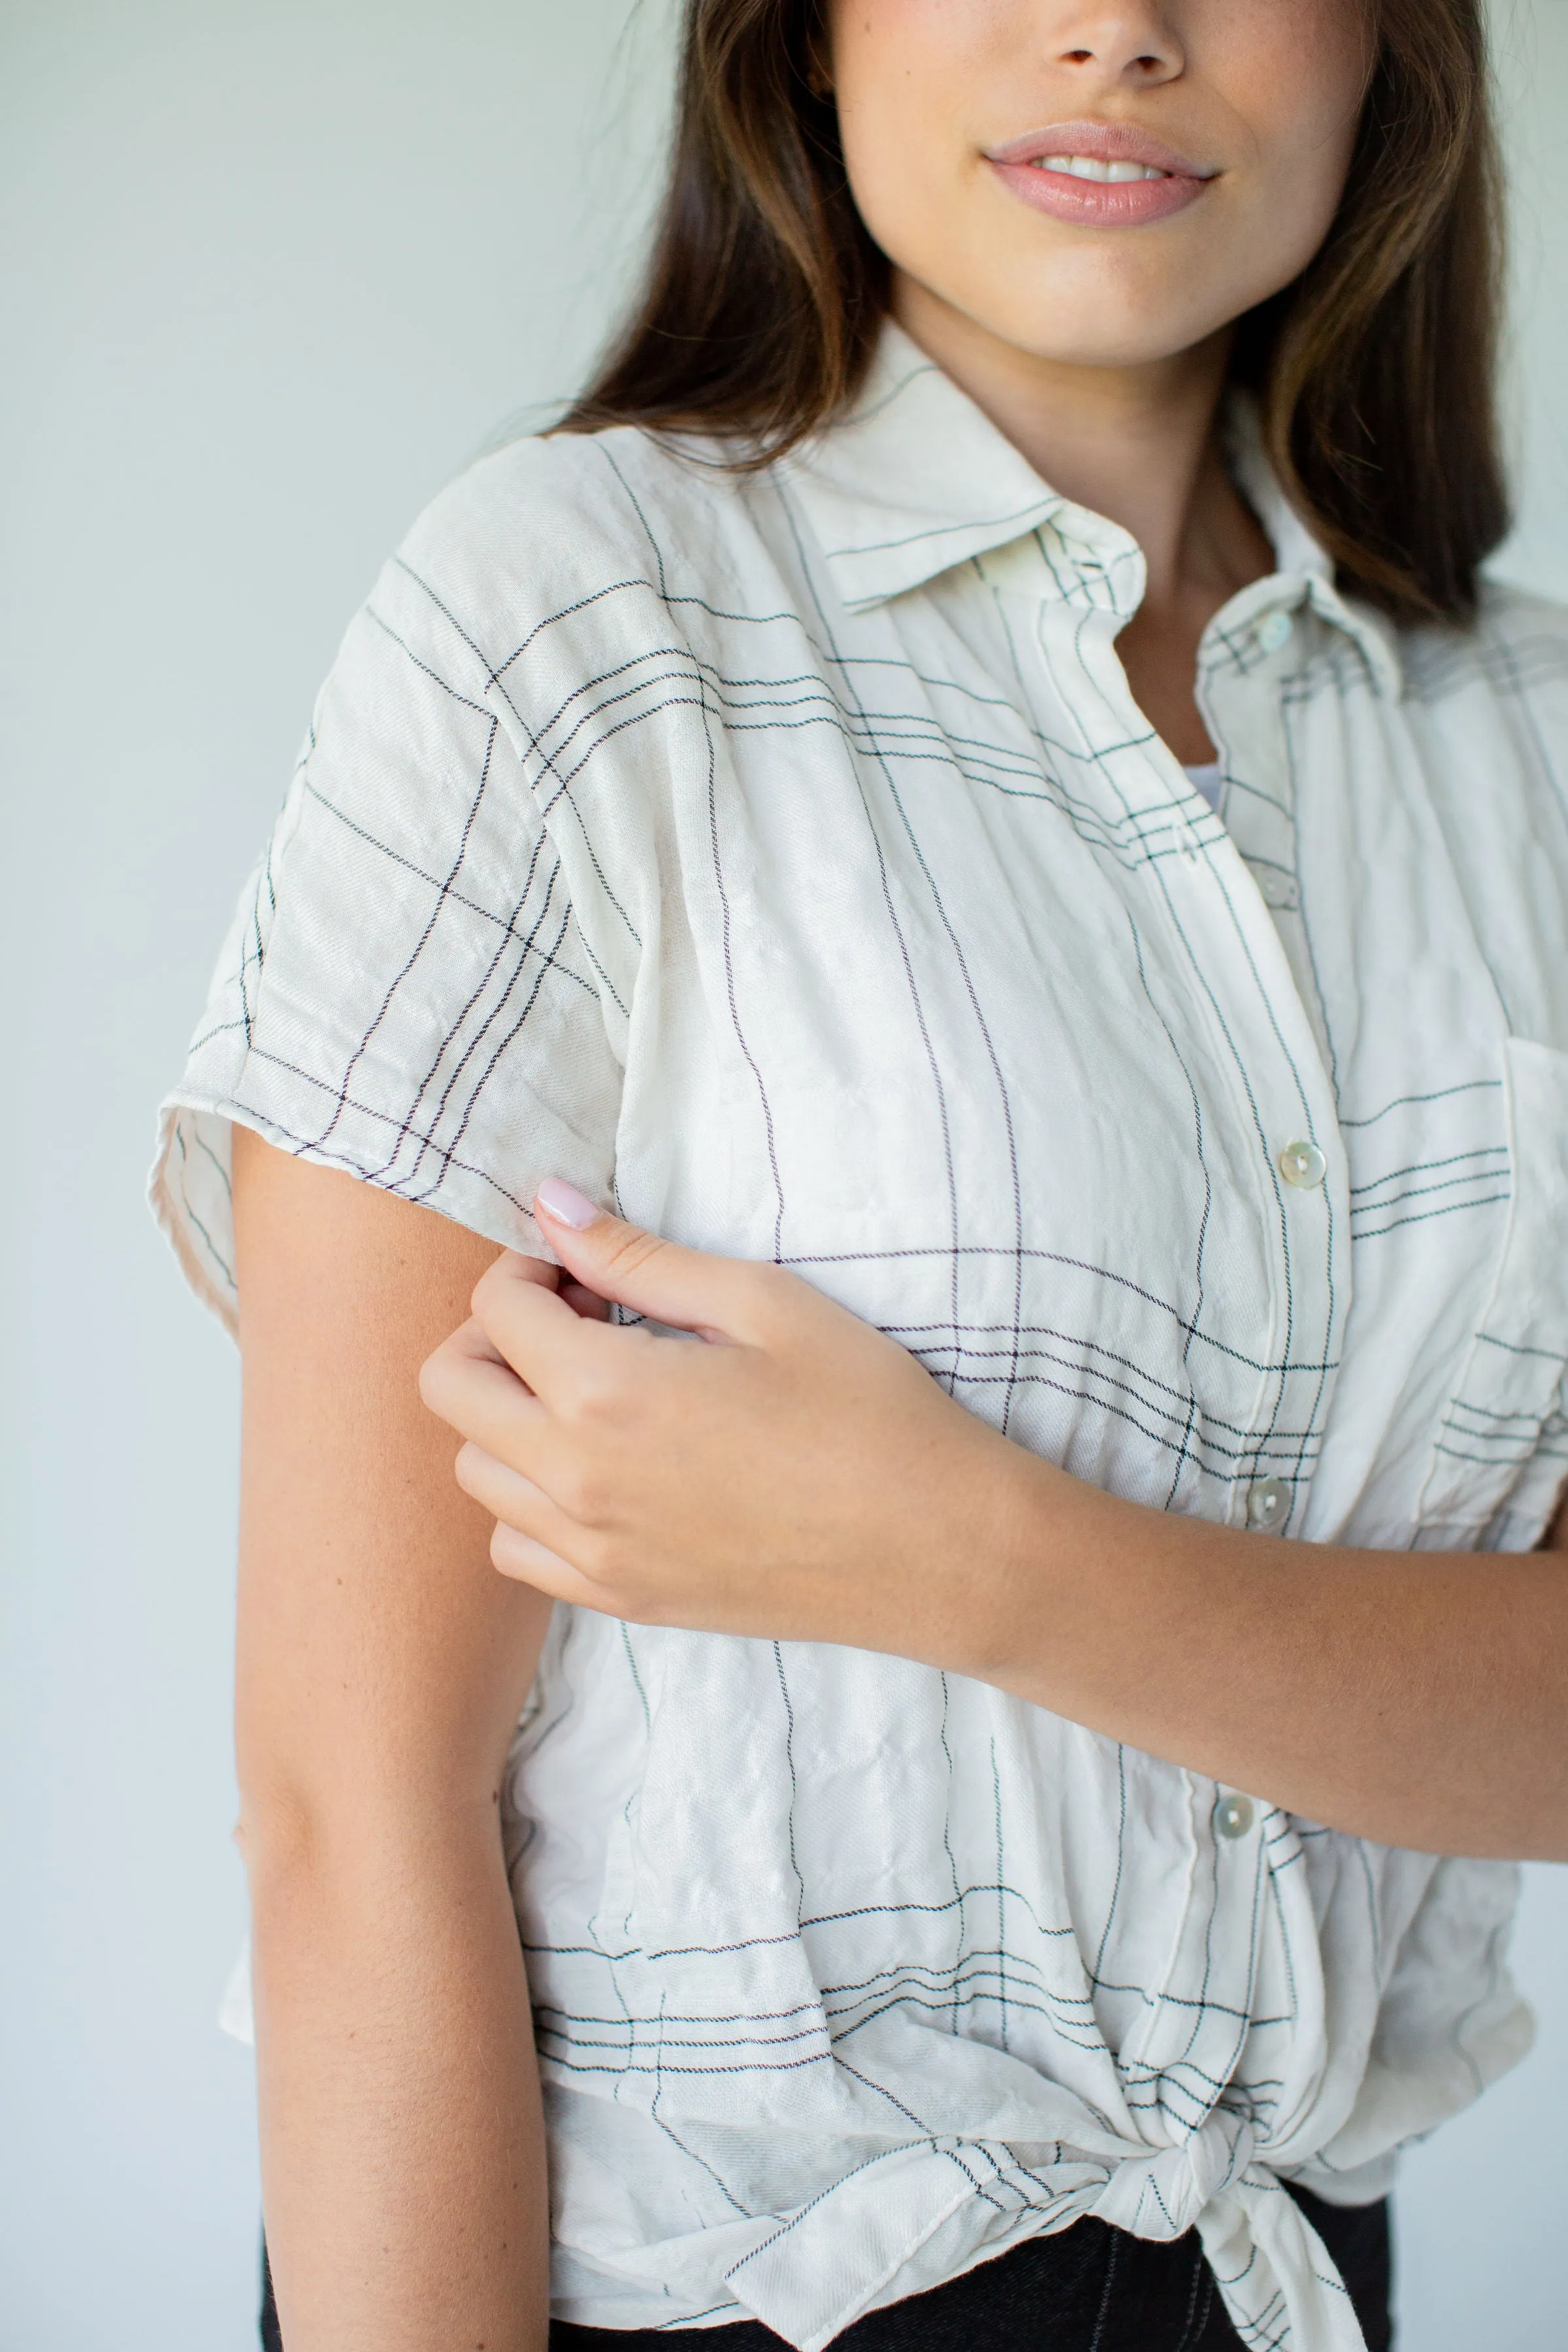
left=234, top=1754, right=508, bottom=1919
left=233, top=1773, right=337, bottom=1916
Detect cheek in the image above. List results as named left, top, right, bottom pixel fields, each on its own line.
left=1218, top=1, right=1369, bottom=204
left=1179, top=0, right=1369, bottom=305
left=830, top=0, right=999, bottom=237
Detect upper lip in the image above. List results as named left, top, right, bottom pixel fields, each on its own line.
left=984, top=121, right=1215, bottom=180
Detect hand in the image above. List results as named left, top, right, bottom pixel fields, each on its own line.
left=419, top=1192, right=1568, bottom=1857
left=417, top=1180, right=1042, bottom=1660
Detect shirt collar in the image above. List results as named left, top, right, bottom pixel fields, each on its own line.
left=782, top=323, right=1071, bottom=610
left=1218, top=399, right=1402, bottom=697
left=784, top=319, right=1401, bottom=696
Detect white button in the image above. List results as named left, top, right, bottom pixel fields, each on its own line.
left=1257, top=609, right=1293, bottom=654
left=1246, top=1477, right=1289, bottom=1529
left=1257, top=871, right=1294, bottom=908
left=1214, top=1793, right=1255, bottom=1840
left=1278, top=1139, right=1326, bottom=1189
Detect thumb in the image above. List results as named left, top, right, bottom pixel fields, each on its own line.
left=532, top=1178, right=770, bottom=1341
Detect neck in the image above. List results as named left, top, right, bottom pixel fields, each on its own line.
left=890, top=274, right=1271, bottom=612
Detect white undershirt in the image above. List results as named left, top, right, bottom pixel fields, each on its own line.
left=1184, top=758, right=1224, bottom=808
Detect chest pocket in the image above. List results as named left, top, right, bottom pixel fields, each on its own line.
left=1417, top=1037, right=1568, bottom=1546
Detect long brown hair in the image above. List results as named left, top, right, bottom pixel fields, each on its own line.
left=562, top=0, right=1507, bottom=625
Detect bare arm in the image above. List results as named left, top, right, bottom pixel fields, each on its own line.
left=233, top=1128, right=553, bottom=2352
left=966, top=1452, right=1568, bottom=1861
left=421, top=1186, right=1568, bottom=1863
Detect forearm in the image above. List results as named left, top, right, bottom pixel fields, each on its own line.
left=230, top=1137, right=558, bottom=2347
left=971, top=1453, right=1568, bottom=1859
left=248, top=1803, right=549, bottom=2352
left=421, top=1203, right=1568, bottom=1863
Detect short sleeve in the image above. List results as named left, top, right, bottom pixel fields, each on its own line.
left=150, top=541, right=627, bottom=1335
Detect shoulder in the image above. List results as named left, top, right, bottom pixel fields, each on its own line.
left=380, top=425, right=776, bottom=698
left=1395, top=583, right=1568, bottom=906
left=400, top=427, right=670, bottom=603
left=1399, top=576, right=1568, bottom=710
left=1476, top=575, right=1568, bottom=647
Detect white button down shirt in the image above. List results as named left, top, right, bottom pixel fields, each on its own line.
left=153, top=327, right=1568, bottom=2351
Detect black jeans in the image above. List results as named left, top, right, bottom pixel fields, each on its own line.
left=261, top=2184, right=1391, bottom=2351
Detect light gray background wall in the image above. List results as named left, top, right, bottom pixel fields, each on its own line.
left=1, top=4, right=1563, bottom=2345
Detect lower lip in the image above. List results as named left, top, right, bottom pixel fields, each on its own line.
left=988, top=159, right=1210, bottom=227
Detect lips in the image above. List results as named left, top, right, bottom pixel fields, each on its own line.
left=985, top=119, right=1216, bottom=229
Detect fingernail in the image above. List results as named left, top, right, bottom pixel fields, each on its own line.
left=535, top=1177, right=600, bottom=1230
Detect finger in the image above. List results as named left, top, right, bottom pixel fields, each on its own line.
left=491, top=1248, right=564, bottom=1292
left=419, top=1320, right=551, bottom=1463
left=436, top=1310, right=509, bottom=1372
left=533, top=1179, right=780, bottom=1343
left=489, top=1518, right=608, bottom=1606
left=470, top=1250, right=619, bottom=1399
left=454, top=1441, right=589, bottom=1556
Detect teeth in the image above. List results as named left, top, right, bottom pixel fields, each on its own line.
left=1038, top=154, right=1169, bottom=183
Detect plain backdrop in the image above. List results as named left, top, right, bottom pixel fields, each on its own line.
left=2, top=5, right=1565, bottom=2346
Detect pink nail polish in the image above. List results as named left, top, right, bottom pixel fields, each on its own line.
left=536, top=1177, right=600, bottom=1230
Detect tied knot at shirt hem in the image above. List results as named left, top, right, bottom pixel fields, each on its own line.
left=600, top=2114, right=1365, bottom=2352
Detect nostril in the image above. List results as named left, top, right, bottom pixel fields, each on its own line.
left=1064, top=50, right=1094, bottom=65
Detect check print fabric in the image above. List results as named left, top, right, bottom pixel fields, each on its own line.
left=152, top=327, right=1568, bottom=2351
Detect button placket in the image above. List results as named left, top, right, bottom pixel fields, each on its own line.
left=1239, top=1131, right=1331, bottom=1538
left=1076, top=589, right=1345, bottom=1548
left=1193, top=632, right=1347, bottom=1546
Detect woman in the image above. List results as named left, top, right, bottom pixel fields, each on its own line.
left=152, top=1, right=1565, bottom=2347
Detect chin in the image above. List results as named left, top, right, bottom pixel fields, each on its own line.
left=925, top=248, right=1229, bottom=368
left=972, top=299, right=1232, bottom=374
